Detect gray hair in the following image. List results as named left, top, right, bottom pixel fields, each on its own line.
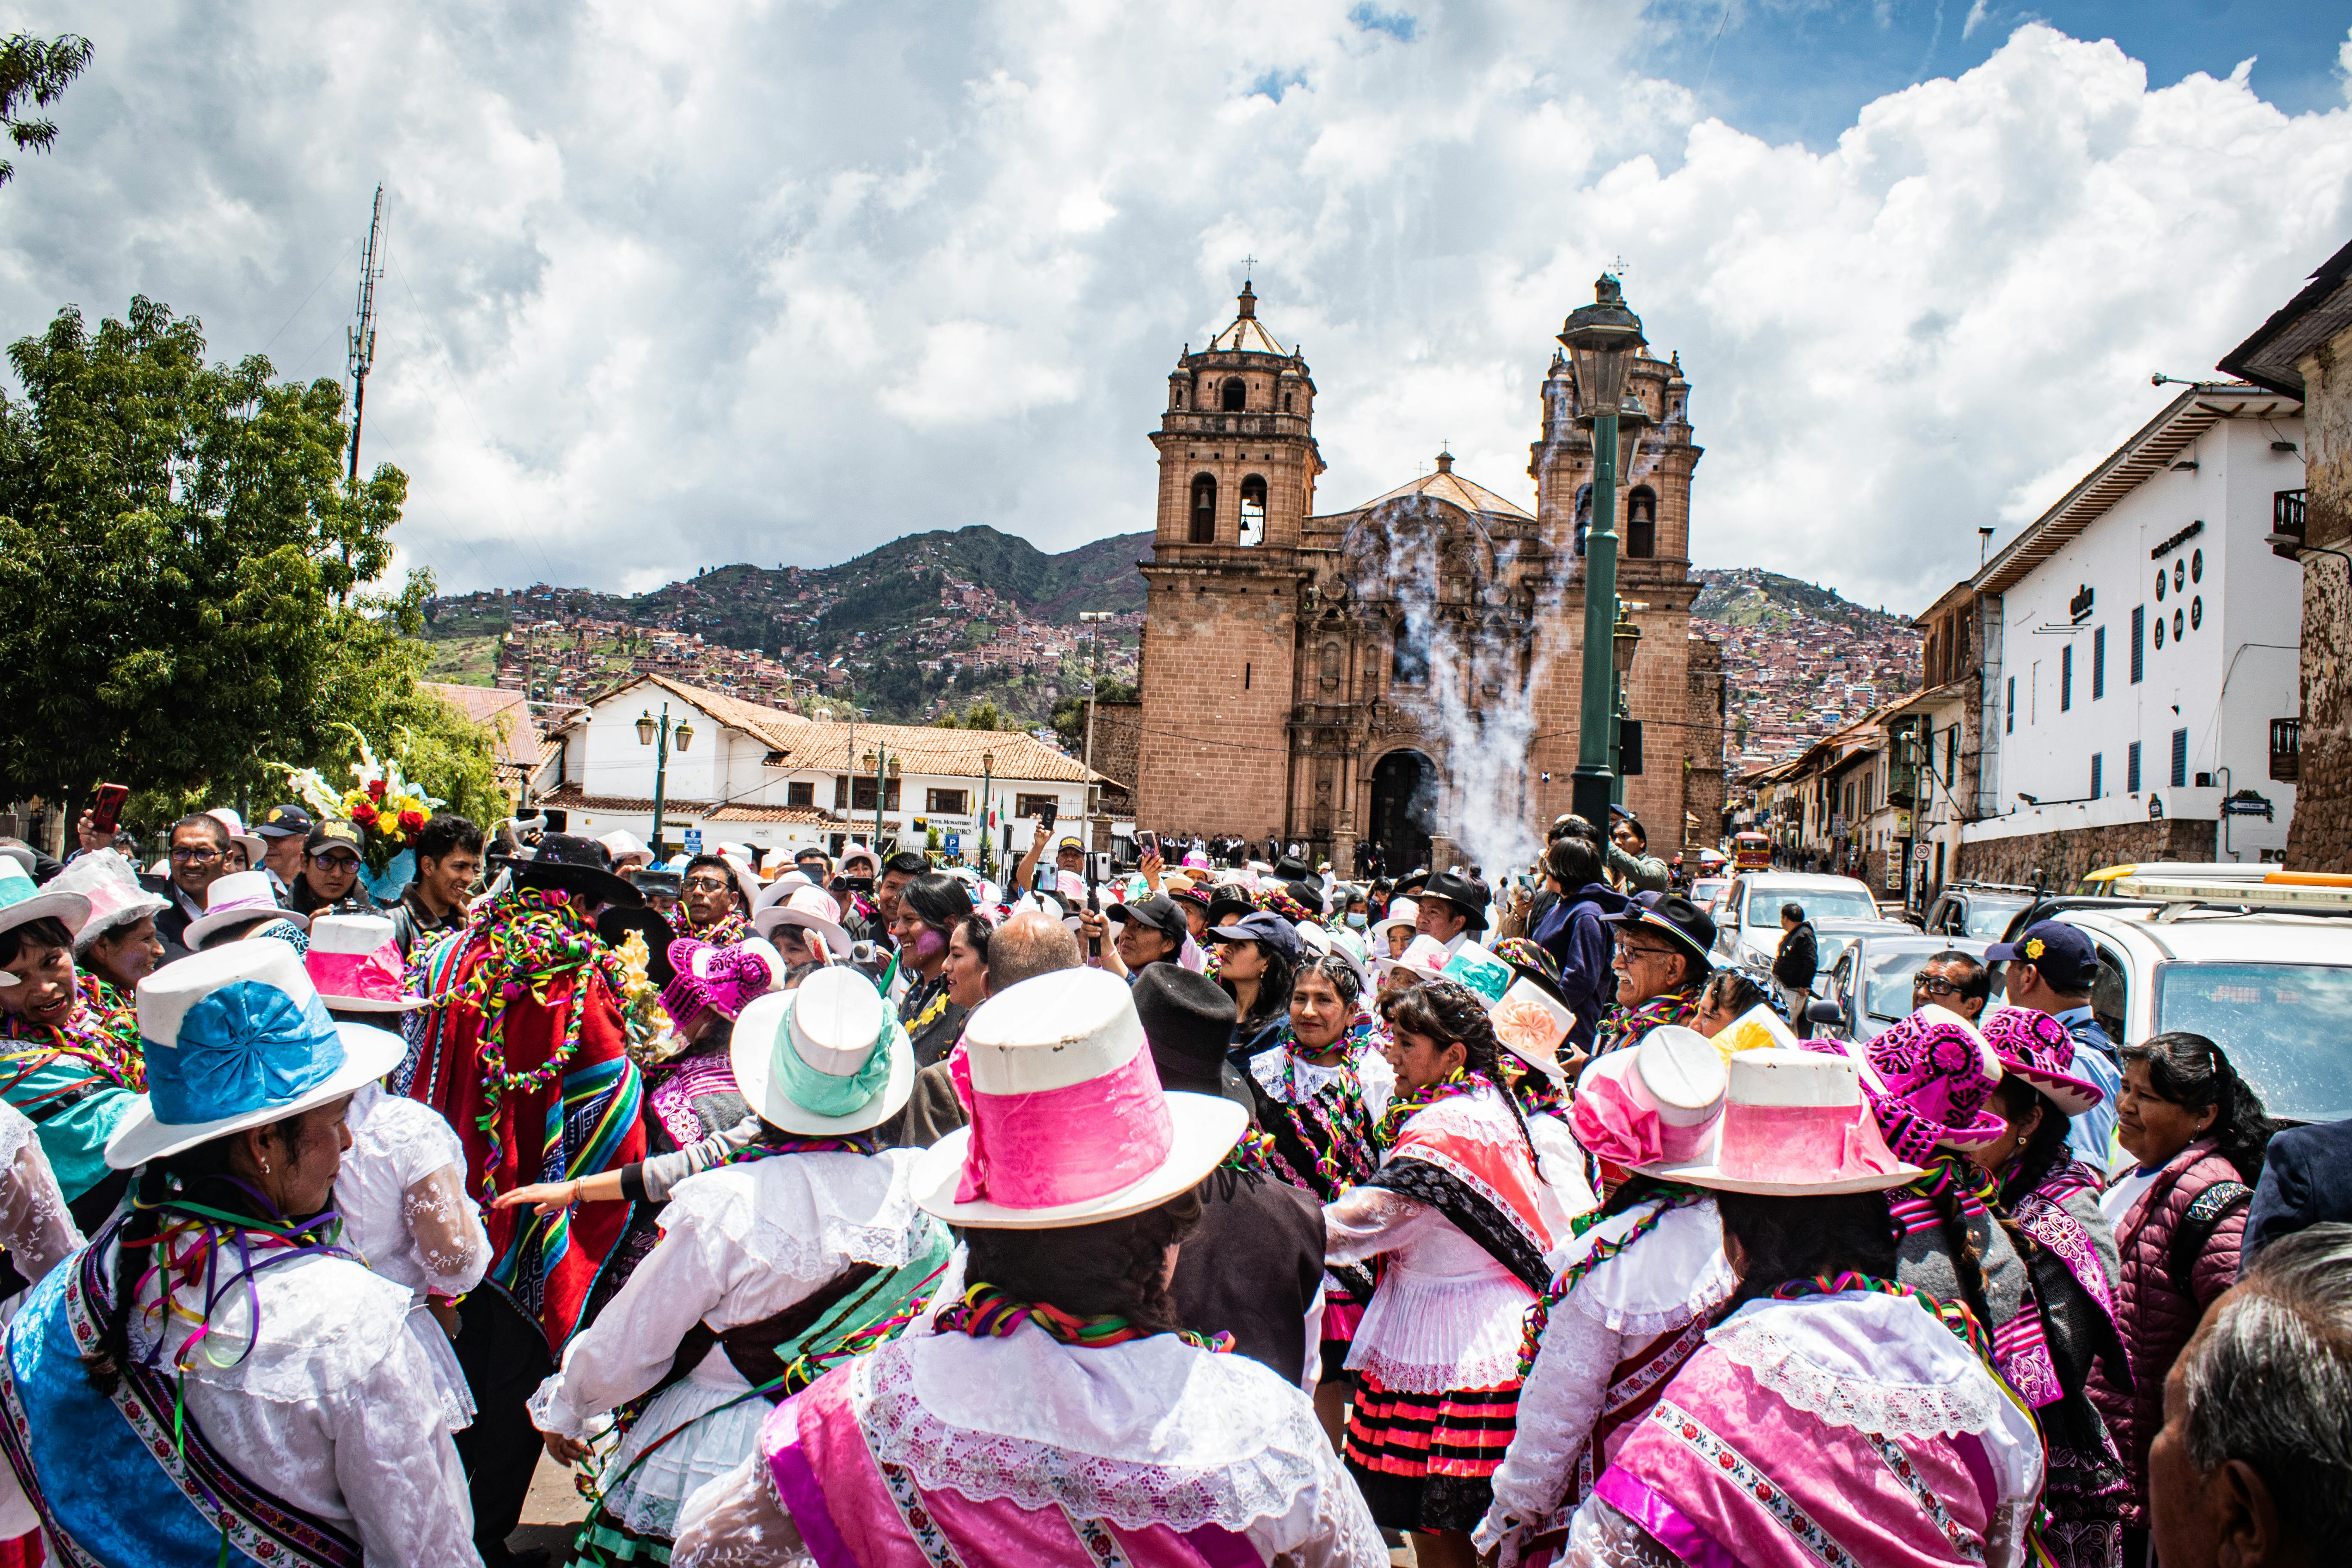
left=2181, top=1221, right=2352, bottom=1545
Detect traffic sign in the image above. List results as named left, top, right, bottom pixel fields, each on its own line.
left=683, top=828, right=703, bottom=854
left=946, top=832, right=962, bottom=858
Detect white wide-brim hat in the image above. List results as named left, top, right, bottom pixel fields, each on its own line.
left=1637, top=1045, right=1923, bottom=1196
left=910, top=967, right=1246, bottom=1229
left=184, top=870, right=310, bottom=948
left=0, top=859, right=89, bottom=942
left=106, top=943, right=407, bottom=1168
left=730, top=966, right=915, bottom=1136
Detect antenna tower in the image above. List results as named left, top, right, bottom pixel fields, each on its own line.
left=346, top=186, right=386, bottom=486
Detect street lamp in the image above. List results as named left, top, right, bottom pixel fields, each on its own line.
left=1077, top=611, right=1113, bottom=861
left=1611, top=603, right=1642, bottom=807
left=637, top=704, right=695, bottom=860
left=1559, top=273, right=1647, bottom=830
left=980, top=750, right=995, bottom=877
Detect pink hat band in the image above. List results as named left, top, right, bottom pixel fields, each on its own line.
left=306, top=946, right=414, bottom=1008
left=1716, top=1098, right=1905, bottom=1185
left=1571, top=1069, right=1716, bottom=1167
left=950, top=1040, right=1172, bottom=1209
left=662, top=939, right=778, bottom=1029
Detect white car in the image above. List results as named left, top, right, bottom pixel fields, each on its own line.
left=2048, top=900, right=2352, bottom=1124
left=1689, top=876, right=1731, bottom=914
left=1709, top=871, right=1887, bottom=974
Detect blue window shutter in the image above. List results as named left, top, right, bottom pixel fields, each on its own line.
left=2171, top=728, right=2189, bottom=788
left=2061, top=645, right=2073, bottom=712
left=2132, top=606, right=2145, bottom=684
left=2128, top=741, right=2141, bottom=793
left=2090, top=753, right=2102, bottom=798
left=2092, top=626, right=2105, bottom=700
left=2005, top=676, right=2015, bottom=735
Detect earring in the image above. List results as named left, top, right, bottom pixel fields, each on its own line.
left=260, top=1159, right=271, bottom=1175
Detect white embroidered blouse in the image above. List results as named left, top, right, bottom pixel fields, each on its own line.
left=334, top=1083, right=488, bottom=1302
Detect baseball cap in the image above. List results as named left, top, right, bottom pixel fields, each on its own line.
left=1210, top=910, right=1303, bottom=965
left=1106, top=893, right=1189, bottom=947
left=305, top=821, right=364, bottom=861
left=1984, top=920, right=2099, bottom=992
left=256, top=804, right=315, bottom=840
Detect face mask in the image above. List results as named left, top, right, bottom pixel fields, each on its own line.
left=1345, top=913, right=1367, bottom=929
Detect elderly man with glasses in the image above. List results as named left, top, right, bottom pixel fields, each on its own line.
left=1595, top=894, right=1716, bottom=1054
left=1910, top=948, right=1991, bottom=1023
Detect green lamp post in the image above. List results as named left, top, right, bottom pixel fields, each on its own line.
left=1559, top=274, right=1648, bottom=831
left=636, top=704, right=694, bottom=859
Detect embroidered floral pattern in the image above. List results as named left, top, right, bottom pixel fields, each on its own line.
left=1651, top=1400, right=1859, bottom=1568
left=1864, top=1431, right=1984, bottom=1563
left=875, top=1458, right=968, bottom=1567
left=1064, top=1508, right=1135, bottom=1568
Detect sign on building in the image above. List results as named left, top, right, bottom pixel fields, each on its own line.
left=683, top=828, right=703, bottom=854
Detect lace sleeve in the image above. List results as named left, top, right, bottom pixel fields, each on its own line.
left=641, top=1116, right=763, bottom=1203
left=0, top=1130, right=82, bottom=1284
left=1322, top=1186, right=1434, bottom=1266
left=1473, top=1289, right=1625, bottom=1554
left=672, top=1450, right=811, bottom=1568
left=400, top=1165, right=490, bottom=1299
left=1554, top=1495, right=1684, bottom=1568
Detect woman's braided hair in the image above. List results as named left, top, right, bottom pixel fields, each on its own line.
left=1380, top=979, right=1539, bottom=1163
left=83, top=1119, right=306, bottom=1395
left=1716, top=1189, right=1900, bottom=1317
left=1992, top=1075, right=2076, bottom=1210
left=962, top=1190, right=1205, bottom=1336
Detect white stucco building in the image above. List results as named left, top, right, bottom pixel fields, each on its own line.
left=533, top=675, right=1114, bottom=865
left=1963, top=383, right=2306, bottom=868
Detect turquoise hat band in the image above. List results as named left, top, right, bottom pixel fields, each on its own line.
left=146, top=979, right=346, bottom=1128
left=769, top=998, right=901, bottom=1118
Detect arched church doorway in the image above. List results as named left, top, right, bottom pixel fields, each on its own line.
left=1371, top=750, right=1438, bottom=877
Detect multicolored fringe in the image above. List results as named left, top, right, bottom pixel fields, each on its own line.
left=937, top=1283, right=1234, bottom=1354
left=1373, top=1066, right=1490, bottom=1151
left=1594, top=987, right=1703, bottom=1057
left=0, top=974, right=146, bottom=1092
left=721, top=1132, right=885, bottom=1165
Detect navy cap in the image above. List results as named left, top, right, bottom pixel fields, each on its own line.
left=1210, top=910, right=1302, bottom=965
left=256, top=804, right=315, bottom=839
left=1985, top=920, right=2098, bottom=992
left=1107, top=893, right=1188, bottom=946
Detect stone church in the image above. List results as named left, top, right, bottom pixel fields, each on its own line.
left=1132, top=282, right=1726, bottom=876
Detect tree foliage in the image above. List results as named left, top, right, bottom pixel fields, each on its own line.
left=933, top=701, right=1016, bottom=732
left=0, top=31, right=90, bottom=187
left=0, top=297, right=499, bottom=835
left=1051, top=676, right=1139, bottom=753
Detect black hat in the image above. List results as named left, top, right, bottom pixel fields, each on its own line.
left=1393, top=867, right=1431, bottom=897
left=1603, top=891, right=1716, bottom=971
left=304, top=820, right=365, bottom=860
left=1282, top=879, right=1327, bottom=917
left=1272, top=855, right=1313, bottom=883
left=1130, top=964, right=1256, bottom=1113
left=1210, top=910, right=1303, bottom=965
left=596, top=907, right=679, bottom=985
left=503, top=834, right=643, bottom=908
left=256, top=803, right=315, bottom=840
left=1985, top=920, right=2099, bottom=992
left=626, top=865, right=683, bottom=898
left=1204, top=887, right=1256, bottom=928
left=1418, top=871, right=1491, bottom=933
left=1107, top=893, right=1188, bottom=947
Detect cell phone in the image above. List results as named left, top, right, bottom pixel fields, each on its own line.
left=87, top=783, right=129, bottom=837
left=1038, top=802, right=1058, bottom=830
left=1136, top=830, right=1158, bottom=860
left=1086, top=873, right=1102, bottom=959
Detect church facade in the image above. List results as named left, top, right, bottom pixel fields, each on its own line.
left=1132, top=282, right=1725, bottom=876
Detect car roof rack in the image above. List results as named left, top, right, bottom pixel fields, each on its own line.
left=1941, top=882, right=2039, bottom=896
left=2110, top=876, right=2352, bottom=918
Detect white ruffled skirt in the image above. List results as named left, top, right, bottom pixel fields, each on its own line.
left=599, top=1373, right=770, bottom=1541
left=409, top=1302, right=477, bottom=1432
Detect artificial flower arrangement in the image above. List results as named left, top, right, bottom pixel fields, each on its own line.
left=611, top=927, right=682, bottom=1066
left=280, top=724, right=447, bottom=873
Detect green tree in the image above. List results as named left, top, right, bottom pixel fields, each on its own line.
left=1050, top=675, right=1138, bottom=753
left=0, top=297, right=483, bottom=828
left=0, top=32, right=91, bottom=187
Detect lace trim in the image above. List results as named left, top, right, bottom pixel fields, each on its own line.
left=1709, top=1316, right=2000, bottom=1437
left=1352, top=1344, right=1524, bottom=1394
left=670, top=1153, right=931, bottom=1276
left=854, top=1344, right=1331, bottom=1532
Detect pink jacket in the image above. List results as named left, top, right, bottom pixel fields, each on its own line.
left=2088, top=1136, right=2246, bottom=1526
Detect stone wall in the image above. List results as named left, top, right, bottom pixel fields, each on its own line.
left=1087, top=699, right=1142, bottom=794
left=1681, top=636, right=1728, bottom=851
left=1956, top=818, right=2218, bottom=890
left=2288, top=328, right=2352, bottom=871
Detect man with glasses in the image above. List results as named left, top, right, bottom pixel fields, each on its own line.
left=1597, top=894, right=1716, bottom=1054
left=144, top=813, right=236, bottom=962
left=677, top=853, right=751, bottom=942
left=1911, top=949, right=1991, bottom=1023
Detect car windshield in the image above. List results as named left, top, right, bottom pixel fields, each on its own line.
left=1864, top=946, right=1949, bottom=1021
left=2154, top=962, right=2352, bottom=1123
left=1961, top=896, right=2032, bottom=937
left=1750, top=888, right=1879, bottom=925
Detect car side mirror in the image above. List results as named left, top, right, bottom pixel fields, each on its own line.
left=1806, top=998, right=1844, bottom=1026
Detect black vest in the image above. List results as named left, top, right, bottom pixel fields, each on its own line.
left=1170, top=1168, right=1325, bottom=1385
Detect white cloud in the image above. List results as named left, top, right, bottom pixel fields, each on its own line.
left=1962, top=2, right=1991, bottom=42
left=1, top=3, right=2347, bottom=615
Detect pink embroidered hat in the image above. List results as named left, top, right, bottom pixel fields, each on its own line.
left=1978, top=1006, right=2102, bottom=1118
left=1642, top=1046, right=1921, bottom=1196
left=660, top=936, right=786, bottom=1033
left=1859, top=1004, right=2009, bottom=1163
left=913, top=966, right=1248, bottom=1229
left=303, top=914, right=425, bottom=1012
left=1572, top=1025, right=1728, bottom=1168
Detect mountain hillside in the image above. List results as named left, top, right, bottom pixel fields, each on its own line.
left=1694, top=568, right=1914, bottom=634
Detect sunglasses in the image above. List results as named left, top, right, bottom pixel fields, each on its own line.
left=682, top=876, right=733, bottom=893
left=169, top=846, right=224, bottom=863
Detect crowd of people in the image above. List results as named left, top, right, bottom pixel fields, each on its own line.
left=0, top=795, right=2342, bottom=1568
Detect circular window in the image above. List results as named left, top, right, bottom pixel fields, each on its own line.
left=2175, top=559, right=2187, bottom=591
left=2191, top=595, right=2202, bottom=630
left=2156, top=573, right=2167, bottom=601
left=2174, top=607, right=2185, bottom=640
left=2191, top=548, right=2203, bottom=583
left=2155, top=617, right=2166, bottom=649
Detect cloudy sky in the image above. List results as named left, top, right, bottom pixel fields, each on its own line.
left=4, top=0, right=2350, bottom=614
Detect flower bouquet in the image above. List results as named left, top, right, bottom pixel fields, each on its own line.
left=281, top=725, right=447, bottom=875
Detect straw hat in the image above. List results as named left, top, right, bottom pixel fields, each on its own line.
left=730, top=966, right=915, bottom=1136
left=913, top=967, right=1245, bottom=1229
left=107, top=942, right=406, bottom=1167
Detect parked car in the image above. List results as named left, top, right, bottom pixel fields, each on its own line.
left=1709, top=872, right=1886, bottom=973
left=1690, top=876, right=1731, bottom=914
left=1921, top=883, right=2038, bottom=940
left=2039, top=893, right=2352, bottom=1125
left=1808, top=932, right=1994, bottom=1043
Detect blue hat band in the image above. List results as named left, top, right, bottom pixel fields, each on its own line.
left=147, top=980, right=347, bottom=1129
